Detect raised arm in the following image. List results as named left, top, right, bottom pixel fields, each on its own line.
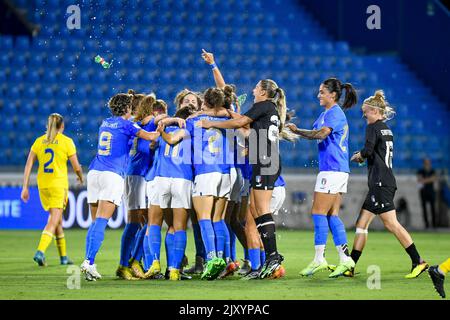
left=286, top=123, right=331, bottom=140
left=21, top=150, right=37, bottom=202
left=202, top=49, right=226, bottom=89
left=69, top=154, right=84, bottom=184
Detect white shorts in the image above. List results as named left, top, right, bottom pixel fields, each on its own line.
left=153, top=176, right=192, bottom=209
left=124, top=175, right=147, bottom=211
left=241, top=178, right=251, bottom=198
left=87, top=170, right=124, bottom=206
left=192, top=172, right=231, bottom=199
left=229, top=167, right=244, bottom=202
left=146, top=179, right=159, bottom=207
left=270, top=186, right=286, bottom=215
left=314, top=171, right=349, bottom=194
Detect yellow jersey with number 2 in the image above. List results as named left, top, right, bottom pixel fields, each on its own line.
left=30, top=132, right=76, bottom=190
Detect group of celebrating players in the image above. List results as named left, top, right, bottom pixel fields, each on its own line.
left=20, top=49, right=449, bottom=297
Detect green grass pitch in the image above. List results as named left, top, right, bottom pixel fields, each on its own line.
left=0, top=229, right=448, bottom=300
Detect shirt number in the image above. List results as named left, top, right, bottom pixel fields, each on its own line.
left=385, top=141, right=393, bottom=169
left=164, top=132, right=180, bottom=158
left=98, top=132, right=112, bottom=156
left=43, top=148, right=54, bottom=173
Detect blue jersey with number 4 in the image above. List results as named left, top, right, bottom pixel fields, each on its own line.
left=313, top=104, right=350, bottom=173
left=186, top=115, right=233, bottom=176
left=126, top=119, right=156, bottom=177
left=89, top=116, right=141, bottom=177
left=154, top=125, right=193, bottom=181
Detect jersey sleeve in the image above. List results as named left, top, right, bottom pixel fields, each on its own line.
left=143, top=119, right=156, bottom=132
left=360, top=124, right=378, bottom=158
left=243, top=103, right=267, bottom=122
left=322, top=107, right=343, bottom=131
left=30, top=138, right=40, bottom=154
left=66, top=138, right=77, bottom=157
left=125, top=121, right=142, bottom=137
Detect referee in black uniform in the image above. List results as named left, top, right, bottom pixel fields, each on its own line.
left=348, top=90, right=428, bottom=279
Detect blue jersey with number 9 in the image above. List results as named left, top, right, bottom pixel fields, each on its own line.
left=313, top=104, right=350, bottom=173
left=89, top=116, right=141, bottom=177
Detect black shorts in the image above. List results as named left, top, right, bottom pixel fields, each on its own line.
left=250, top=164, right=280, bottom=190
left=362, top=186, right=396, bottom=215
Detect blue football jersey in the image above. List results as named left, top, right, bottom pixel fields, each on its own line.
left=313, top=104, right=350, bottom=173
left=126, top=119, right=156, bottom=177
left=186, top=115, right=234, bottom=176
left=89, top=116, right=142, bottom=177
left=154, top=125, right=193, bottom=181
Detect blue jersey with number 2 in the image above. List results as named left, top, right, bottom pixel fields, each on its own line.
left=89, top=116, right=141, bottom=177
left=313, top=104, right=349, bottom=173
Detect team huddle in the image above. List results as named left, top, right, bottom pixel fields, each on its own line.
left=20, top=50, right=448, bottom=296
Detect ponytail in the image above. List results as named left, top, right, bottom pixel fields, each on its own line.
left=342, top=83, right=358, bottom=110
left=275, top=88, right=298, bottom=142
left=45, top=113, right=64, bottom=144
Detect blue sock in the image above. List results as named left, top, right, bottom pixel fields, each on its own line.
left=260, top=250, right=266, bottom=265
left=248, top=248, right=261, bottom=271
left=131, top=225, right=147, bottom=262
left=173, top=230, right=187, bottom=269
left=84, top=223, right=94, bottom=259
left=312, top=214, right=329, bottom=246
left=226, top=223, right=236, bottom=261
left=149, top=225, right=161, bottom=261
left=192, top=222, right=206, bottom=259
left=198, top=219, right=216, bottom=261
left=165, top=231, right=175, bottom=268
left=221, top=220, right=231, bottom=261
left=213, top=221, right=226, bottom=259
left=327, top=215, right=348, bottom=246
left=119, top=223, right=140, bottom=267
left=244, top=248, right=249, bottom=260
left=86, top=218, right=108, bottom=265
left=143, top=233, right=151, bottom=271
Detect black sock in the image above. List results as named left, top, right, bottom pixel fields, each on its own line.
left=351, top=249, right=362, bottom=264
left=405, top=243, right=421, bottom=266
left=255, top=213, right=277, bottom=256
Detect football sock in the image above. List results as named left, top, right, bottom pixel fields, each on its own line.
left=312, top=214, right=328, bottom=263
left=255, top=213, right=277, bottom=256
left=244, top=248, right=249, bottom=261
left=248, top=248, right=261, bottom=271
left=131, top=224, right=147, bottom=261
left=173, top=230, right=187, bottom=269
left=143, top=233, right=151, bottom=271
left=119, top=223, right=140, bottom=267
left=148, top=224, right=162, bottom=261
left=213, top=221, right=226, bottom=259
left=165, top=231, right=175, bottom=269
left=260, top=250, right=266, bottom=265
left=199, top=219, right=217, bottom=261
left=192, top=222, right=206, bottom=260
left=37, top=231, right=54, bottom=254
left=351, top=249, right=362, bottom=264
left=55, top=234, right=67, bottom=257
left=439, top=258, right=450, bottom=275
left=327, top=215, right=351, bottom=263
left=405, top=243, right=421, bottom=266
left=222, top=220, right=231, bottom=261
left=86, top=217, right=108, bottom=265
left=227, top=223, right=237, bottom=262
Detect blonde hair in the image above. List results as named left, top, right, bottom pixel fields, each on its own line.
left=363, top=90, right=396, bottom=121
left=134, top=94, right=156, bottom=122
left=45, top=113, right=64, bottom=144
left=259, top=79, right=297, bottom=141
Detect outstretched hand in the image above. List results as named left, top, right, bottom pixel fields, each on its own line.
left=286, top=123, right=298, bottom=133
left=201, top=49, right=215, bottom=65
left=21, top=188, right=29, bottom=203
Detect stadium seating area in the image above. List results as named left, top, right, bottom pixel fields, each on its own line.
left=0, top=0, right=448, bottom=169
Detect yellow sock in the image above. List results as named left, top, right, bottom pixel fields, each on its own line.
left=439, top=258, right=450, bottom=275
left=37, top=231, right=54, bottom=254
left=55, top=235, right=67, bottom=257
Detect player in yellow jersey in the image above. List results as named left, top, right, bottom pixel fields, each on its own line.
left=21, top=113, right=83, bottom=266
